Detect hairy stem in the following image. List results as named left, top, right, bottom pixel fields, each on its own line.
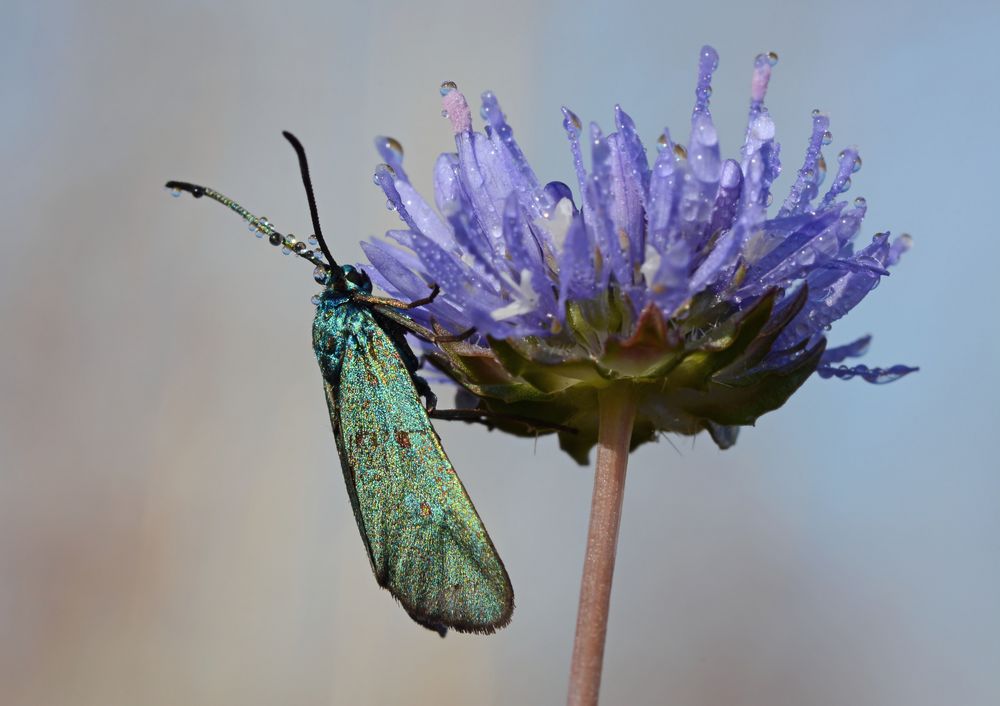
left=567, top=385, right=637, bottom=706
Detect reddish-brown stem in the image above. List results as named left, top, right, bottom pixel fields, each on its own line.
left=567, top=386, right=637, bottom=706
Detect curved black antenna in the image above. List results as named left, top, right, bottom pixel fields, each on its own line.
left=164, top=180, right=329, bottom=270
left=281, top=131, right=344, bottom=288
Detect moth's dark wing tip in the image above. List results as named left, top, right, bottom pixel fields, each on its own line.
left=387, top=585, right=515, bottom=636
left=414, top=616, right=449, bottom=637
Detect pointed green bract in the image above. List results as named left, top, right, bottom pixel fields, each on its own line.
left=314, top=286, right=513, bottom=635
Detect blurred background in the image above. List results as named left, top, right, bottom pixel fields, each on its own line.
left=3, top=0, right=998, bottom=704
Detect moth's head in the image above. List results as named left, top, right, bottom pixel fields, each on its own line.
left=337, top=264, right=373, bottom=294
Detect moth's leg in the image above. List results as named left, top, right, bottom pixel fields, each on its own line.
left=371, top=305, right=475, bottom=344
left=352, top=283, right=440, bottom=311
left=411, top=374, right=437, bottom=413
left=429, top=409, right=577, bottom=435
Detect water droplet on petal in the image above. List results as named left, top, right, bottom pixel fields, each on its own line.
left=811, top=108, right=821, bottom=117
left=842, top=176, right=852, bottom=190
left=765, top=192, right=773, bottom=206
left=439, top=80, right=458, bottom=95
left=821, top=130, right=833, bottom=146
left=657, top=133, right=669, bottom=151
left=313, top=266, right=329, bottom=284
left=673, top=143, right=687, bottom=160
left=766, top=51, right=779, bottom=65
left=563, top=109, right=582, bottom=131
left=381, top=136, right=403, bottom=158
left=853, top=196, right=867, bottom=208
left=308, top=235, right=318, bottom=246
left=386, top=200, right=396, bottom=211
left=852, top=155, right=863, bottom=173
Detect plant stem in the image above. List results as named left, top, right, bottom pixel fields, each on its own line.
left=567, top=385, right=637, bottom=706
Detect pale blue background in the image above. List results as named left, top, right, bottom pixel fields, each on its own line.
left=2, top=0, right=998, bottom=704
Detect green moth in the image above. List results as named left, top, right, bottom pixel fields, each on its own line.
left=167, top=132, right=512, bottom=635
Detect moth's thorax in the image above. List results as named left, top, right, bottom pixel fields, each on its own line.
left=312, top=287, right=375, bottom=382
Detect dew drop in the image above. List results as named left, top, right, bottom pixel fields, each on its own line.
left=563, top=109, right=582, bottom=131
left=852, top=155, right=863, bottom=173
left=268, top=234, right=282, bottom=246
left=766, top=51, right=779, bottom=65
left=293, top=241, right=307, bottom=253
left=440, top=110, right=449, bottom=118
left=281, top=247, right=291, bottom=256
left=311, top=294, right=321, bottom=306
left=169, top=187, right=181, bottom=198
left=386, top=200, right=396, bottom=211
left=811, top=108, right=821, bottom=117
left=765, top=192, right=773, bottom=206
left=657, top=133, right=669, bottom=151
left=853, top=196, right=867, bottom=208
left=313, top=266, right=329, bottom=284
left=821, top=130, right=833, bottom=146
left=308, top=235, right=318, bottom=246
left=673, top=143, right=688, bottom=160
left=439, top=80, right=458, bottom=95
left=382, top=136, right=404, bottom=158
left=842, top=176, right=852, bottom=190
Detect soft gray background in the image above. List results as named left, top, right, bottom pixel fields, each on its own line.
left=3, top=0, right=998, bottom=704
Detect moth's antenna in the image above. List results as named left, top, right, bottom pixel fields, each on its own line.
left=164, top=180, right=328, bottom=270
left=282, top=131, right=345, bottom=289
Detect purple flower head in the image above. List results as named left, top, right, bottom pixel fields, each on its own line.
left=361, top=47, right=917, bottom=462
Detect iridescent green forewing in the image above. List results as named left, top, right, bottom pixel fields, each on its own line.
left=320, top=308, right=513, bottom=634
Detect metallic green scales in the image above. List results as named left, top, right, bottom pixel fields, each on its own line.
left=314, top=269, right=513, bottom=635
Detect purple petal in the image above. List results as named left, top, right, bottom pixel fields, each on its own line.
left=819, top=146, right=861, bottom=209
left=821, top=334, right=872, bottom=364
left=374, top=135, right=409, bottom=183
left=778, top=112, right=829, bottom=217
left=816, top=362, right=919, bottom=384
